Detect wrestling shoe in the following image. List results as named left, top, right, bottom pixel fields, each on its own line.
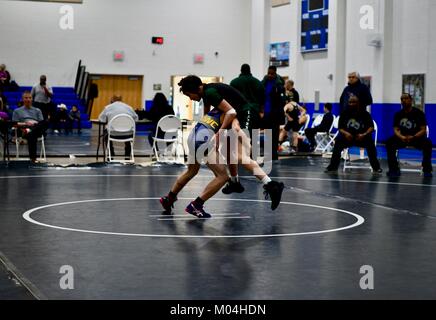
left=160, top=195, right=177, bottom=213
left=222, top=180, right=245, bottom=194
left=263, top=181, right=285, bottom=211
left=185, top=202, right=212, bottom=219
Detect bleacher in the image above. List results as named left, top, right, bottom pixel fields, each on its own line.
left=3, top=86, right=92, bottom=129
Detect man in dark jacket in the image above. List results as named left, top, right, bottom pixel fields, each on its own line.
left=261, top=66, right=286, bottom=161
left=230, top=64, right=264, bottom=120
left=339, top=72, right=372, bottom=114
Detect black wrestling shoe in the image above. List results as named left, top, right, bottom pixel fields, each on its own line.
left=222, top=180, right=245, bottom=194
left=263, top=181, right=285, bottom=211
left=185, top=202, right=212, bottom=219
left=160, top=196, right=177, bottom=213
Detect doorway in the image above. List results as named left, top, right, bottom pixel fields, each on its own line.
left=89, top=74, right=143, bottom=120
left=171, top=75, right=223, bottom=121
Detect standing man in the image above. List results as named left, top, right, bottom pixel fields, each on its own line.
left=230, top=64, right=264, bottom=117
left=261, top=66, right=286, bottom=161
left=12, top=91, right=47, bottom=163
left=339, top=72, right=372, bottom=114
left=284, top=79, right=300, bottom=104
left=385, top=93, right=433, bottom=178
left=98, top=95, right=138, bottom=159
left=227, top=63, right=264, bottom=194
left=31, top=75, right=54, bottom=122
left=325, top=96, right=382, bottom=174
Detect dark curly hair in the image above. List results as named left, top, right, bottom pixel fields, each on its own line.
left=178, top=75, right=202, bottom=94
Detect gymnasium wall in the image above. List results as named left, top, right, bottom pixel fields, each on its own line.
left=0, top=0, right=251, bottom=105
left=271, top=0, right=436, bottom=144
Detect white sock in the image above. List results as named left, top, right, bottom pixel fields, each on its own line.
left=231, top=175, right=239, bottom=183
left=261, top=176, right=272, bottom=185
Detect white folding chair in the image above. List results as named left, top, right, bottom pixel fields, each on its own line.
left=106, top=114, right=136, bottom=163
left=343, top=120, right=378, bottom=172
left=152, top=115, right=183, bottom=163
left=322, top=116, right=340, bottom=154
left=313, top=114, right=335, bottom=153
left=397, top=126, right=430, bottom=173
left=14, top=128, right=46, bottom=162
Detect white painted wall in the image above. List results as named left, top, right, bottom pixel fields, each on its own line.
left=270, top=3, right=293, bottom=79
left=2, top=0, right=436, bottom=105
left=391, top=0, right=436, bottom=102
left=344, top=0, right=385, bottom=103
left=270, top=0, right=436, bottom=104
left=0, top=0, right=251, bottom=106
left=270, top=1, right=340, bottom=104
left=250, top=0, right=271, bottom=79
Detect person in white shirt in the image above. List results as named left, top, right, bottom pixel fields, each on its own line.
left=98, top=95, right=138, bottom=158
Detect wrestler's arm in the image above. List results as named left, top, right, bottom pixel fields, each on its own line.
left=216, top=99, right=236, bottom=130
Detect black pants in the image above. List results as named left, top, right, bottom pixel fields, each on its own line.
left=22, top=121, right=48, bottom=160
left=386, top=136, right=433, bottom=173
left=0, top=121, right=9, bottom=159
left=261, top=119, right=280, bottom=161
left=305, top=127, right=326, bottom=148
left=54, top=117, right=71, bottom=133
left=148, top=128, right=171, bottom=151
left=328, top=134, right=381, bottom=171
left=69, top=116, right=81, bottom=132
left=104, top=131, right=132, bottom=157
left=34, top=102, right=55, bottom=121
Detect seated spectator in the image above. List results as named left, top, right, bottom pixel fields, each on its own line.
left=0, top=90, right=11, bottom=120
left=0, top=102, right=8, bottom=141
left=53, top=104, right=71, bottom=134
left=0, top=89, right=8, bottom=108
left=12, top=91, right=47, bottom=163
left=0, top=102, right=9, bottom=121
left=305, top=103, right=335, bottom=151
left=386, top=93, right=433, bottom=178
left=99, top=95, right=138, bottom=159
left=147, top=93, right=174, bottom=148
left=68, top=105, right=82, bottom=134
left=325, top=96, right=382, bottom=174
left=0, top=64, right=11, bottom=91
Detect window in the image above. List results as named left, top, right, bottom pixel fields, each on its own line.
left=309, top=0, right=324, bottom=11
left=272, top=0, right=290, bottom=7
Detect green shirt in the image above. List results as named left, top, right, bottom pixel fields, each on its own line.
left=203, top=83, right=248, bottom=113
left=230, top=74, right=264, bottom=110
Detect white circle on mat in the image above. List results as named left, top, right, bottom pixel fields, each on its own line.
left=22, top=198, right=364, bottom=239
